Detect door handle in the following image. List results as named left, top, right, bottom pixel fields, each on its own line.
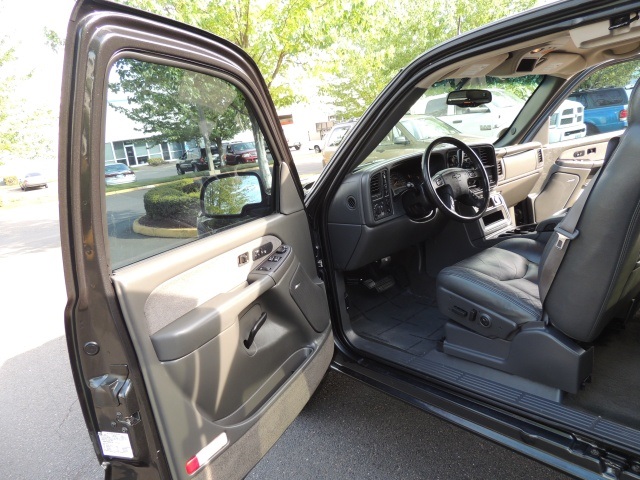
left=244, top=312, right=267, bottom=348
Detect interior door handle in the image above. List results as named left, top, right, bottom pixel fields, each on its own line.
left=244, top=312, right=267, bottom=348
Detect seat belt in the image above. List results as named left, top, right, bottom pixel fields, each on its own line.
left=539, top=136, right=620, bottom=303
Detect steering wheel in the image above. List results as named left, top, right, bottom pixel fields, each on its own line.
left=421, top=137, right=490, bottom=223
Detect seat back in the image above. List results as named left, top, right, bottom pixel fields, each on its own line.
left=541, top=82, right=640, bottom=342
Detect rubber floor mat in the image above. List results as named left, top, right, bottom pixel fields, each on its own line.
left=349, top=285, right=448, bottom=356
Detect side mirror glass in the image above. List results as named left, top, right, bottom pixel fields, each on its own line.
left=393, top=136, right=409, bottom=145
left=200, top=172, right=266, bottom=217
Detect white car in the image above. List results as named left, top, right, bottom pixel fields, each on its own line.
left=19, top=172, right=48, bottom=190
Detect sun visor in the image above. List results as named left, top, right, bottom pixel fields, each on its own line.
left=445, top=54, right=509, bottom=79
left=571, top=16, right=640, bottom=49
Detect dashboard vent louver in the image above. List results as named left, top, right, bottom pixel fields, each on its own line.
left=370, top=172, right=382, bottom=199
left=537, top=149, right=544, bottom=164
left=477, top=147, right=490, bottom=167
left=496, top=160, right=503, bottom=177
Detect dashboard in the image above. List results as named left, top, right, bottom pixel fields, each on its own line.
left=327, top=143, right=498, bottom=271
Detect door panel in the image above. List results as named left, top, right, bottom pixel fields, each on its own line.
left=532, top=132, right=619, bottom=221
left=60, top=2, right=332, bottom=479
left=111, top=211, right=332, bottom=478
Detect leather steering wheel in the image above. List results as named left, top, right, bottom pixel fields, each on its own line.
left=421, top=136, right=490, bottom=223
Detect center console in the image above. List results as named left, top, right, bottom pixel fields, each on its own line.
left=464, top=192, right=512, bottom=241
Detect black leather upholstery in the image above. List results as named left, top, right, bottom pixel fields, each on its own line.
left=541, top=119, right=640, bottom=341
left=437, top=238, right=544, bottom=339
left=438, top=80, right=640, bottom=351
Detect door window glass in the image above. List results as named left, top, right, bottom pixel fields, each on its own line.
left=105, top=58, right=275, bottom=269
left=548, top=60, right=640, bottom=143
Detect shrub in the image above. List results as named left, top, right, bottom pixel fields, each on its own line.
left=147, top=156, right=165, bottom=167
left=143, top=181, right=200, bottom=226
left=4, top=176, right=18, bottom=186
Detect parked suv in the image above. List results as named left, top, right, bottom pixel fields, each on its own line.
left=568, top=86, right=628, bottom=135
left=225, top=141, right=258, bottom=165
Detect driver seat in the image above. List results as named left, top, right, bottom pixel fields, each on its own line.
left=436, top=83, right=640, bottom=393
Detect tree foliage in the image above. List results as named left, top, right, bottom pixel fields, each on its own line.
left=318, top=0, right=538, bottom=118
left=0, top=37, right=56, bottom=164
left=111, top=58, right=252, bottom=167
left=0, top=39, right=19, bottom=164
left=118, top=0, right=368, bottom=107
left=579, top=60, right=640, bottom=90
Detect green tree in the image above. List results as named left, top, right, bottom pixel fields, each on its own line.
left=119, top=0, right=368, bottom=107
left=43, top=27, right=64, bottom=53
left=579, top=61, right=640, bottom=90
left=111, top=58, right=256, bottom=171
left=0, top=39, right=17, bottom=162
left=319, top=0, right=537, bottom=118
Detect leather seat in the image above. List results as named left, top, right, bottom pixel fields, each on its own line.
left=435, top=82, right=640, bottom=393
left=438, top=237, right=544, bottom=340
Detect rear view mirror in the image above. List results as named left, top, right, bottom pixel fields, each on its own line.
left=447, top=89, right=492, bottom=108
left=200, top=172, right=266, bottom=218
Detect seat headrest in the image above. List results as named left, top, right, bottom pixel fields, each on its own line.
left=628, top=79, right=640, bottom=126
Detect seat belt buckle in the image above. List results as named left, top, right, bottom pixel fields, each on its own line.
left=554, top=226, right=579, bottom=250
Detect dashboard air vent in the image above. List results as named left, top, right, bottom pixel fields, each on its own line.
left=537, top=149, right=544, bottom=164
left=496, top=160, right=503, bottom=177
left=477, top=147, right=490, bottom=167
left=370, top=172, right=382, bottom=199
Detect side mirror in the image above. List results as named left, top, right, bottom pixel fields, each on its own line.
left=447, top=89, right=492, bottom=108
left=393, top=136, right=409, bottom=145
left=200, top=172, right=267, bottom=218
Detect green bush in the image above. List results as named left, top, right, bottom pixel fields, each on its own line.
left=147, top=156, right=165, bottom=167
left=4, top=176, right=18, bottom=186
left=143, top=181, right=201, bottom=225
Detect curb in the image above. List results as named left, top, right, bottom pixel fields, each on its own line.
left=132, top=217, right=198, bottom=238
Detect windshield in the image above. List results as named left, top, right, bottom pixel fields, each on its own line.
left=357, top=75, right=543, bottom=169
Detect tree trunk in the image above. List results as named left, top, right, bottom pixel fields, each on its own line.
left=249, top=115, right=272, bottom=191
left=196, top=104, right=215, bottom=171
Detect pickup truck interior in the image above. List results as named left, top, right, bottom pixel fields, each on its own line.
left=67, top=3, right=640, bottom=477
left=320, top=14, right=640, bottom=453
